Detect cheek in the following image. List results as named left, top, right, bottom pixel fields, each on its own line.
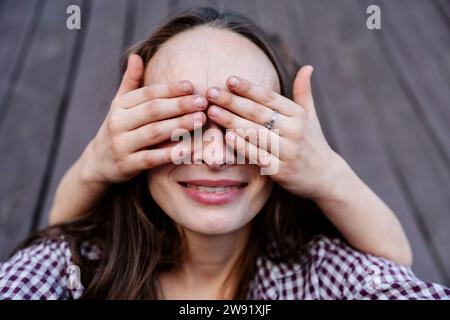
left=146, top=165, right=173, bottom=206
left=248, top=174, right=273, bottom=213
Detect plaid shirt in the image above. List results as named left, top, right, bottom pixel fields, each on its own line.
left=1, top=235, right=449, bottom=300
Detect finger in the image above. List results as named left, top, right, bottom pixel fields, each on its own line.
left=116, top=54, right=144, bottom=97
left=206, top=87, right=290, bottom=130
left=224, top=130, right=281, bottom=171
left=207, top=100, right=292, bottom=139
left=125, top=143, right=192, bottom=172
left=292, top=65, right=316, bottom=116
left=224, top=76, right=299, bottom=116
left=208, top=105, right=282, bottom=153
left=115, top=95, right=207, bottom=132
left=115, top=80, right=193, bottom=109
left=122, top=111, right=206, bottom=153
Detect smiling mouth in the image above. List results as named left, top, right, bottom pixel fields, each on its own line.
left=177, top=180, right=248, bottom=205
left=178, top=180, right=248, bottom=193
left=179, top=184, right=245, bottom=193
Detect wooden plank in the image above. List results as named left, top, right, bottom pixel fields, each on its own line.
left=434, top=0, right=450, bottom=21
left=132, top=0, right=170, bottom=43
left=378, top=0, right=450, bottom=165
left=39, top=0, right=172, bottom=228
left=0, top=0, right=83, bottom=260
left=356, top=0, right=450, bottom=282
left=252, top=0, right=446, bottom=283
left=38, top=0, right=129, bottom=229
left=218, top=0, right=260, bottom=19
left=412, top=1, right=450, bottom=76
left=174, top=0, right=218, bottom=9
left=171, top=0, right=259, bottom=19
left=22, top=0, right=448, bottom=286
left=253, top=0, right=338, bottom=150
left=0, top=0, right=39, bottom=118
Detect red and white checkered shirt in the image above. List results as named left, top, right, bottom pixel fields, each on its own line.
left=1, top=235, right=449, bottom=299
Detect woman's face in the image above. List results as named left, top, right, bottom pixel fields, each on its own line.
left=145, top=26, right=280, bottom=235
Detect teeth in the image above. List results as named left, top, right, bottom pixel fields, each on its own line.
left=185, top=184, right=241, bottom=192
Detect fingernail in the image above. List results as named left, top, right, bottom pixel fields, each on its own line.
left=208, top=106, right=221, bottom=117
left=192, top=96, right=205, bottom=109
left=182, top=81, right=192, bottom=93
left=207, top=88, right=220, bottom=99
left=228, top=77, right=239, bottom=88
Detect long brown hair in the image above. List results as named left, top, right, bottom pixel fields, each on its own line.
left=18, top=6, right=339, bottom=299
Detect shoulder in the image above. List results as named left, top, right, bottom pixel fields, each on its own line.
left=251, top=235, right=450, bottom=300
left=0, top=236, right=98, bottom=300
left=305, top=235, right=450, bottom=299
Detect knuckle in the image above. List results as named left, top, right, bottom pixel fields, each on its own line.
left=145, top=100, right=159, bottom=119
left=261, top=89, right=275, bottom=105
left=181, top=113, right=196, bottom=128
left=145, top=125, right=162, bottom=142
left=107, top=112, right=121, bottom=133
left=143, top=153, right=156, bottom=168
left=116, top=159, right=128, bottom=174
left=177, top=80, right=192, bottom=94
left=144, top=85, right=155, bottom=99
left=239, top=80, right=252, bottom=94
left=110, top=135, right=124, bottom=157
left=247, top=101, right=261, bottom=120
left=178, top=96, right=190, bottom=112
left=221, top=92, right=233, bottom=107
left=164, top=147, right=173, bottom=162
left=221, top=114, right=233, bottom=127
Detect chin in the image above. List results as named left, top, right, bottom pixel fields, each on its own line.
left=177, top=202, right=255, bottom=235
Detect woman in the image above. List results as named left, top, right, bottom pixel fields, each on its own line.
left=0, top=7, right=449, bottom=300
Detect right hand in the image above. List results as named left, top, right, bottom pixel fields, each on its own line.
left=80, top=54, right=207, bottom=185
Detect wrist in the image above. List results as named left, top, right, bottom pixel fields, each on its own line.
left=310, top=152, right=358, bottom=206
left=78, top=140, right=108, bottom=190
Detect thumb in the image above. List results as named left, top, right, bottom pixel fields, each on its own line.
left=116, top=53, right=144, bottom=97
left=292, top=65, right=316, bottom=115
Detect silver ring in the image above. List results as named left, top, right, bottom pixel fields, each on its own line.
left=263, top=111, right=278, bottom=130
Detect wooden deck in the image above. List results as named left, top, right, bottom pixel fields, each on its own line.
left=0, top=0, right=449, bottom=285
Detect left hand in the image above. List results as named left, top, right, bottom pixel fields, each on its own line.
left=205, top=66, right=348, bottom=201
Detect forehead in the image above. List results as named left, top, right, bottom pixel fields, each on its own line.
left=143, top=26, right=280, bottom=95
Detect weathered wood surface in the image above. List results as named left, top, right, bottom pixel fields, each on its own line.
left=0, top=0, right=82, bottom=257
left=0, top=0, right=449, bottom=285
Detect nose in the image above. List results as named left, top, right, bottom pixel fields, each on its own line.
left=192, top=117, right=234, bottom=169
